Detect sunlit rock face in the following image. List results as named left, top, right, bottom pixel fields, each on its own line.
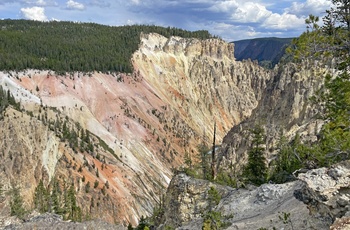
left=0, top=33, right=271, bottom=226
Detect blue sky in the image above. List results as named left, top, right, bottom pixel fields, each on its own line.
left=0, top=0, right=332, bottom=41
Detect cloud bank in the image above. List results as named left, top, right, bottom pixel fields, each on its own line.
left=1, top=0, right=333, bottom=40
left=20, top=6, right=48, bottom=21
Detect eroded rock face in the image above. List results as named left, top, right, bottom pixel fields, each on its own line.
left=0, top=106, right=135, bottom=226
left=218, top=60, right=326, bottom=172
left=133, top=33, right=271, bottom=143
left=0, top=108, right=64, bottom=217
left=0, top=33, right=272, bottom=225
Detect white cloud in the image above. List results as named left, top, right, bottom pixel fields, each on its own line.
left=20, top=6, right=48, bottom=21
left=263, top=12, right=304, bottom=30
left=209, top=0, right=239, bottom=13
left=207, top=1, right=307, bottom=31
left=208, top=1, right=272, bottom=23
left=1, top=0, right=332, bottom=40
left=286, top=0, right=332, bottom=17
left=188, top=21, right=262, bottom=41
left=66, top=0, right=85, bottom=10
left=230, top=2, right=272, bottom=23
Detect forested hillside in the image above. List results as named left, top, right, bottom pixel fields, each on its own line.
left=0, top=20, right=213, bottom=73
left=233, top=37, right=292, bottom=68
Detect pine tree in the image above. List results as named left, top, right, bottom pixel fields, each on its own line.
left=198, top=143, right=210, bottom=180
left=34, top=180, right=50, bottom=213
left=318, top=63, right=350, bottom=163
left=244, top=125, right=267, bottom=185
left=312, top=0, right=350, bottom=164
left=10, top=186, right=26, bottom=219
left=66, top=185, right=82, bottom=222
left=51, top=178, right=64, bottom=215
left=330, top=0, right=350, bottom=33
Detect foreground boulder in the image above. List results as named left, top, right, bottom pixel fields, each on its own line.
left=160, top=161, right=350, bottom=229
left=297, top=160, right=350, bottom=229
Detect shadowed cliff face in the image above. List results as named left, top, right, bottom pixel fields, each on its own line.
left=218, top=60, right=327, bottom=172
left=0, top=33, right=271, bottom=226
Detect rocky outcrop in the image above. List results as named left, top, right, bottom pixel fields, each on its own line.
left=161, top=173, right=234, bottom=228
left=296, top=160, right=350, bottom=226
left=161, top=161, right=350, bottom=229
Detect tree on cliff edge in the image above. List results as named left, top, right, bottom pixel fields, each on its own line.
left=285, top=0, right=350, bottom=166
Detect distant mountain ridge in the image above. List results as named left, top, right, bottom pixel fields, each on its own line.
left=233, top=37, right=293, bottom=68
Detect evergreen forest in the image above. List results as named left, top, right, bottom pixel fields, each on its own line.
left=0, top=20, right=213, bottom=73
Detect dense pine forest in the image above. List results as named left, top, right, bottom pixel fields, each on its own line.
left=0, top=20, right=213, bottom=73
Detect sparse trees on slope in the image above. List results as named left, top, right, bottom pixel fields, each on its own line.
left=65, top=184, right=82, bottom=222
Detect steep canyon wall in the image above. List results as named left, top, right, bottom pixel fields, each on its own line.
left=0, top=33, right=271, bottom=225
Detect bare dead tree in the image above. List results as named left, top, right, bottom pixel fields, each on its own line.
left=211, top=122, right=217, bottom=180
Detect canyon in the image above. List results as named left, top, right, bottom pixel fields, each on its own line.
left=0, top=33, right=271, bottom=226
left=1, top=31, right=346, bottom=229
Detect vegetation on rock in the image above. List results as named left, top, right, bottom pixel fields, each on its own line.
left=0, top=86, right=21, bottom=117
left=269, top=0, right=350, bottom=183
left=33, top=179, right=82, bottom=222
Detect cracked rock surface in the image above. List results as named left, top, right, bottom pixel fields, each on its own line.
left=162, top=161, right=350, bottom=230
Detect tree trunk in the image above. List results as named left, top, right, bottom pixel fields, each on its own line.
left=211, top=122, right=217, bottom=180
